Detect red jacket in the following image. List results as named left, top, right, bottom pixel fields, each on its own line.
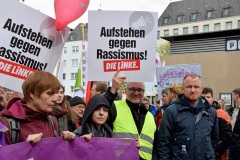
left=0, top=98, right=58, bottom=145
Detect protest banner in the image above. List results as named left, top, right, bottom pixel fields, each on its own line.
left=88, top=11, right=158, bottom=82
left=0, top=0, right=69, bottom=92
left=156, top=64, right=202, bottom=98
left=0, top=137, right=138, bottom=160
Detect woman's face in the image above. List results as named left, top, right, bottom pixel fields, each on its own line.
left=91, top=106, right=109, bottom=130
left=161, top=93, right=170, bottom=106
left=31, top=89, right=58, bottom=113
left=56, top=87, right=64, bottom=105
left=217, top=99, right=225, bottom=110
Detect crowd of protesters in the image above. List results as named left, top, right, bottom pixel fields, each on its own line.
left=1, top=71, right=240, bottom=160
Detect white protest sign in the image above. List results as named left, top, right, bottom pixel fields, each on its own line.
left=0, top=0, right=69, bottom=92
left=88, top=11, right=158, bottom=82
left=156, top=64, right=202, bottom=99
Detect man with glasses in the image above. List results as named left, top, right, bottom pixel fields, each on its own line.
left=69, top=96, right=86, bottom=118
left=105, top=72, right=156, bottom=160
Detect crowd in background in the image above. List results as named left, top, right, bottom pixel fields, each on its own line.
left=1, top=71, right=240, bottom=160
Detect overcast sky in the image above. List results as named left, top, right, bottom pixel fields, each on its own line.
left=21, top=0, right=179, bottom=29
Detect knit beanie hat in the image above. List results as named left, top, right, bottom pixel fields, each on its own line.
left=168, top=84, right=183, bottom=94
left=69, top=96, right=86, bottom=107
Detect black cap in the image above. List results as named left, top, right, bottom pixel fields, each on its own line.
left=69, top=96, right=86, bottom=107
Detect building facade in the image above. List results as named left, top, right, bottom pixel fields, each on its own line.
left=57, top=24, right=88, bottom=97
left=158, top=0, right=240, bottom=39
left=158, top=0, right=240, bottom=102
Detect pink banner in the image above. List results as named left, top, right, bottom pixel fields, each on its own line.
left=0, top=137, right=139, bottom=160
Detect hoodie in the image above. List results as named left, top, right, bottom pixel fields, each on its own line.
left=73, top=95, right=112, bottom=137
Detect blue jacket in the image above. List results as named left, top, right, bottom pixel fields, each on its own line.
left=157, top=94, right=219, bottom=160
left=149, top=105, right=157, bottom=116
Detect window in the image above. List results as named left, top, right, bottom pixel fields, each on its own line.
left=63, top=73, right=66, bottom=80
left=177, top=15, right=183, bottom=23
left=223, top=7, right=230, bottom=17
left=203, top=25, right=209, bottom=32
left=72, top=46, right=79, bottom=53
left=63, top=60, right=66, bottom=67
left=70, top=35, right=74, bottom=41
left=214, top=23, right=220, bottom=31
left=69, top=33, right=77, bottom=41
left=206, top=9, right=214, bottom=19
left=71, top=59, right=78, bottom=66
left=192, top=13, right=197, bottom=21
left=226, top=22, right=232, bottom=29
left=164, top=30, right=169, bottom=36
left=191, top=12, right=198, bottom=21
left=173, top=29, right=178, bottom=35
left=71, top=73, right=77, bottom=80
left=193, top=26, right=198, bottom=33
left=71, top=86, right=74, bottom=92
left=238, top=20, right=240, bottom=28
left=183, top=27, right=188, bottom=34
left=63, top=47, right=67, bottom=53
left=157, top=31, right=160, bottom=39
left=163, top=17, right=170, bottom=25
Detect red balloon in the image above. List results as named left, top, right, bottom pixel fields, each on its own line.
left=54, top=0, right=90, bottom=31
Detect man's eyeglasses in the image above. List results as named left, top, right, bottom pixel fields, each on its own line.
left=128, top=88, right=145, bottom=93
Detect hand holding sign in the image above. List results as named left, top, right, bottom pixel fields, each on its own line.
left=54, top=0, right=90, bottom=30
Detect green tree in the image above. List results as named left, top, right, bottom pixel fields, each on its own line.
left=157, top=41, right=170, bottom=57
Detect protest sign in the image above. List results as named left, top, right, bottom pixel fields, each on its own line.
left=0, top=137, right=138, bottom=160
left=88, top=11, right=158, bottom=82
left=0, top=0, right=69, bottom=92
left=156, top=64, right=202, bottom=98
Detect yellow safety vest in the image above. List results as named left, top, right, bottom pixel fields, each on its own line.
left=113, top=100, right=156, bottom=160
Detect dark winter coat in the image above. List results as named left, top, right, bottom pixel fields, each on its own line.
left=157, top=94, right=219, bottom=160
left=73, top=94, right=112, bottom=137
left=212, top=101, right=232, bottom=160
left=232, top=109, right=240, bottom=159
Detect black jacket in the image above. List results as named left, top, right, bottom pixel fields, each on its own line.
left=232, top=109, right=240, bottom=159
left=212, top=101, right=232, bottom=159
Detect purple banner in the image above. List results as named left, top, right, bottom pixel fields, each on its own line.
left=0, top=137, right=139, bottom=160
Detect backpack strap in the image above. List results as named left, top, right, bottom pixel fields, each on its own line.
left=195, top=109, right=210, bottom=124
left=2, top=116, right=57, bottom=144
left=47, top=116, right=58, bottom=137
left=2, top=117, right=20, bottom=144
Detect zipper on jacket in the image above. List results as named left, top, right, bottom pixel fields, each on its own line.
left=137, top=108, right=140, bottom=121
left=194, top=114, right=196, bottom=159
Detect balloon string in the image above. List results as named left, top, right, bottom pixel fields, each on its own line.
left=48, top=30, right=65, bottom=72
left=57, top=31, right=65, bottom=43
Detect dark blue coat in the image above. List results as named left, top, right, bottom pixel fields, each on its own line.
left=157, top=94, right=219, bottom=160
